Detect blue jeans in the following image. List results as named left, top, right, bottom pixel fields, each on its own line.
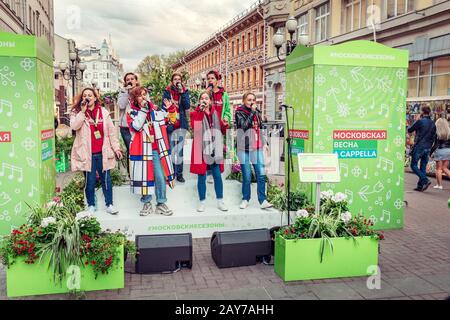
left=85, top=153, right=113, bottom=207
left=120, top=127, right=131, bottom=175
left=141, top=150, right=167, bottom=205
left=170, top=130, right=185, bottom=177
left=197, top=164, right=223, bottom=201
left=238, top=150, right=267, bottom=204
left=410, top=147, right=431, bottom=188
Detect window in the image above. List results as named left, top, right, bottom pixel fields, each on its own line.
left=237, top=38, right=240, bottom=55
left=260, top=26, right=264, bottom=46
left=343, top=0, right=365, bottom=32
left=93, top=63, right=97, bottom=70
left=254, top=29, right=258, bottom=48
left=297, top=13, right=308, bottom=38
left=242, top=35, right=245, bottom=52
left=93, top=73, right=98, bottom=79
left=407, top=57, right=450, bottom=98
left=386, top=0, right=414, bottom=19
left=241, top=70, right=245, bottom=89
left=231, top=41, right=235, bottom=57
left=259, top=66, right=264, bottom=87
left=253, top=67, right=257, bottom=87
left=248, top=32, right=251, bottom=50
left=230, top=73, right=234, bottom=89
left=315, top=2, right=330, bottom=42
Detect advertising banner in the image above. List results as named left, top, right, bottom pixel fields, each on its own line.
left=0, top=33, right=55, bottom=235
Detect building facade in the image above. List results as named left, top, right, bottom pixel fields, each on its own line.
left=263, top=0, right=450, bottom=120
left=0, top=0, right=54, bottom=49
left=54, top=34, right=79, bottom=125
left=79, top=38, right=123, bottom=94
left=173, top=0, right=268, bottom=117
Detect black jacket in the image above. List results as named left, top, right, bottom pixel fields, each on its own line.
left=235, top=105, right=265, bottom=152
left=407, top=116, right=437, bottom=150
left=431, top=137, right=450, bottom=155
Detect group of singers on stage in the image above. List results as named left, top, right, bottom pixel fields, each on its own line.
left=70, top=70, right=273, bottom=217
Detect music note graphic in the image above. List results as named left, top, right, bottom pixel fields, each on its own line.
left=363, top=169, right=369, bottom=180
left=345, top=190, right=354, bottom=204
left=26, top=157, right=37, bottom=168
left=316, top=97, right=327, bottom=111
left=369, top=98, right=375, bottom=110
left=380, top=210, right=391, bottom=224
left=396, top=175, right=404, bottom=187
left=340, top=164, right=349, bottom=177
left=378, top=104, right=389, bottom=118
left=28, top=185, right=38, bottom=198
left=316, top=124, right=323, bottom=137
left=386, top=190, right=392, bottom=201
left=326, top=115, right=333, bottom=124
left=9, top=145, right=15, bottom=158
left=0, top=192, right=12, bottom=207
left=347, top=88, right=354, bottom=100
left=26, top=119, right=37, bottom=132
left=14, top=202, right=22, bottom=214
left=377, top=157, right=394, bottom=174
left=0, top=163, right=23, bottom=182
left=384, top=144, right=390, bottom=153
left=0, top=99, right=13, bottom=117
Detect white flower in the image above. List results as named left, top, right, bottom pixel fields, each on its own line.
left=41, top=217, right=56, bottom=228
left=341, top=211, right=352, bottom=224
left=332, top=192, right=348, bottom=203
left=296, top=210, right=309, bottom=218
left=321, top=190, right=334, bottom=200
left=75, top=211, right=95, bottom=222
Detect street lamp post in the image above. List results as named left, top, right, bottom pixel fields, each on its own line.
left=59, top=49, right=86, bottom=101
left=273, top=16, right=310, bottom=61
left=273, top=17, right=311, bottom=225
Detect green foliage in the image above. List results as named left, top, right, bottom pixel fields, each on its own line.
left=276, top=190, right=385, bottom=263
left=60, top=174, right=86, bottom=215
left=55, top=136, right=74, bottom=157
left=267, top=184, right=311, bottom=212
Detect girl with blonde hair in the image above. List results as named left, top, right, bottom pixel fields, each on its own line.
left=431, top=118, right=450, bottom=190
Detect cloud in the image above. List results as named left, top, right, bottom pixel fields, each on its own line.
left=54, top=0, right=257, bottom=71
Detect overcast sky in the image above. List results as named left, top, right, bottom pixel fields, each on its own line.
left=55, top=0, right=257, bottom=71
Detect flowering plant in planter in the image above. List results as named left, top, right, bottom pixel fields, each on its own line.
left=0, top=204, right=135, bottom=284
left=276, top=190, right=384, bottom=262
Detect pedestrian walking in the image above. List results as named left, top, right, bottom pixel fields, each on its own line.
left=117, top=72, right=139, bottom=175
left=70, top=88, right=123, bottom=215
left=127, top=86, right=175, bottom=217
left=408, top=106, right=437, bottom=192
left=431, top=118, right=450, bottom=190
left=190, top=92, right=229, bottom=213
left=162, top=73, right=191, bottom=184
left=235, top=92, right=273, bottom=210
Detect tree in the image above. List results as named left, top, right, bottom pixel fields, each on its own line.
left=135, top=50, right=189, bottom=106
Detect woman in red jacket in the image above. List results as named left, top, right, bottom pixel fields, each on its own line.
left=190, top=92, right=229, bottom=212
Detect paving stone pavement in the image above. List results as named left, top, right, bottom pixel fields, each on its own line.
left=1, top=173, right=450, bottom=300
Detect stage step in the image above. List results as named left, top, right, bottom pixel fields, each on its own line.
left=93, top=174, right=285, bottom=239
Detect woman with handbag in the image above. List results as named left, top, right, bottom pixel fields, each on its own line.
left=431, top=118, right=450, bottom=190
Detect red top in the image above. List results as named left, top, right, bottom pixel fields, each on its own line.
left=211, top=87, right=226, bottom=120
left=85, top=105, right=104, bottom=154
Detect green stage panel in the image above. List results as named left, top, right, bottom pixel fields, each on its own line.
left=274, top=236, right=379, bottom=282
left=285, top=40, right=409, bottom=230
left=6, top=245, right=125, bottom=298
left=0, top=32, right=55, bottom=235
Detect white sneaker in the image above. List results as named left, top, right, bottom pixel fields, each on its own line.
left=140, top=203, right=153, bottom=216
left=88, top=206, right=96, bottom=214
left=207, top=175, right=214, bottom=184
left=433, top=185, right=443, bottom=190
left=197, top=201, right=206, bottom=212
left=240, top=200, right=249, bottom=210
left=261, top=200, right=273, bottom=210
left=217, top=200, right=228, bottom=212
left=106, top=205, right=119, bottom=215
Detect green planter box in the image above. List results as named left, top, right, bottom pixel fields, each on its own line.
left=6, top=245, right=124, bottom=298
left=274, top=236, right=379, bottom=282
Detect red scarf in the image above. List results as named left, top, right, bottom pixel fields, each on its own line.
left=85, top=104, right=104, bottom=154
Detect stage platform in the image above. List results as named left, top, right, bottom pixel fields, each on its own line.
left=93, top=174, right=286, bottom=239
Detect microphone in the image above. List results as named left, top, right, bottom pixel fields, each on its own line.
left=207, top=83, right=214, bottom=90
left=126, top=82, right=133, bottom=89
left=279, top=104, right=293, bottom=109
left=83, top=98, right=90, bottom=105
left=176, top=82, right=183, bottom=91
left=200, top=103, right=207, bottom=111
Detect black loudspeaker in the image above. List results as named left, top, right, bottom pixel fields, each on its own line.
left=211, top=229, right=271, bottom=268
left=135, top=233, right=192, bottom=274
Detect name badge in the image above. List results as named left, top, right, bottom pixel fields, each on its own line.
left=94, top=130, right=102, bottom=140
